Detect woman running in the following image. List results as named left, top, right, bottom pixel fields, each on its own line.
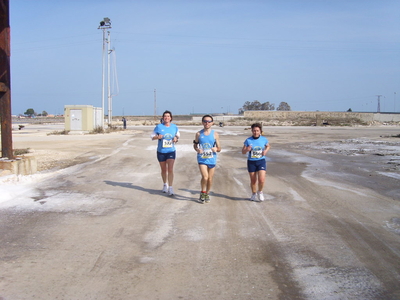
left=242, top=123, right=270, bottom=201
left=151, top=110, right=180, bottom=196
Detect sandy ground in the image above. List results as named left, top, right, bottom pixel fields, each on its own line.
left=0, top=123, right=400, bottom=300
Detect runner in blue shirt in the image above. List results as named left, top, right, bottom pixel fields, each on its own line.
left=151, top=110, right=180, bottom=196
left=242, top=123, right=270, bottom=201
left=193, top=115, right=221, bottom=203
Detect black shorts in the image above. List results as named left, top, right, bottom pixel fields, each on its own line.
left=157, top=151, right=176, bottom=162
left=247, top=159, right=267, bottom=173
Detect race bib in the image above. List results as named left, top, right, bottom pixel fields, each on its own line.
left=163, top=139, right=173, bottom=148
left=201, top=149, right=213, bottom=159
left=251, top=150, right=262, bottom=159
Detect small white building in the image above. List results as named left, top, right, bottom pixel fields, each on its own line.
left=64, top=105, right=103, bottom=131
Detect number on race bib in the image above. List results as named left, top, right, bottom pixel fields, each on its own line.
left=163, top=139, right=173, bottom=148
left=202, top=149, right=213, bottom=159
left=251, top=150, right=262, bottom=159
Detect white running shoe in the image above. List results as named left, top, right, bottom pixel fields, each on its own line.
left=168, top=186, right=174, bottom=196
left=258, top=191, right=265, bottom=202
left=162, top=184, right=168, bottom=193
left=204, top=193, right=210, bottom=203
left=250, top=193, right=257, bottom=201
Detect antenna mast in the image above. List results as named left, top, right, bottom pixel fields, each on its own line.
left=376, top=95, right=382, bottom=113
left=154, top=89, right=157, bottom=120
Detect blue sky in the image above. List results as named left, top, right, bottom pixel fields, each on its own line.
left=10, top=0, right=400, bottom=116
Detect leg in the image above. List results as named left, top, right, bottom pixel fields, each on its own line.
left=206, top=166, right=215, bottom=194
left=249, top=172, right=257, bottom=193
left=198, top=164, right=209, bottom=192
left=257, top=170, right=266, bottom=192
left=159, top=161, right=167, bottom=184
left=166, top=158, right=175, bottom=186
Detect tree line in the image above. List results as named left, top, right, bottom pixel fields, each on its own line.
left=239, top=101, right=291, bottom=114
left=23, top=108, right=48, bottom=117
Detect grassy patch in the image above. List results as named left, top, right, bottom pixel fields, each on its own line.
left=14, top=148, right=31, bottom=155
left=90, top=126, right=105, bottom=134
left=89, top=125, right=123, bottom=134
left=47, top=130, right=70, bottom=135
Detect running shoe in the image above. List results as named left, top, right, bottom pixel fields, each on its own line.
left=168, top=186, right=174, bottom=196
left=162, top=184, right=168, bottom=193
left=250, top=193, right=257, bottom=201
left=204, top=193, right=210, bottom=203
left=199, top=192, right=206, bottom=203
left=258, top=191, right=265, bottom=202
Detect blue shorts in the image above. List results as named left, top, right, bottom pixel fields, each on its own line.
left=157, top=151, right=176, bottom=162
left=199, top=163, right=216, bottom=169
left=247, top=159, right=267, bottom=173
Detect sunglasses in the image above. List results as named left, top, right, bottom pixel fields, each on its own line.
left=203, top=120, right=213, bottom=123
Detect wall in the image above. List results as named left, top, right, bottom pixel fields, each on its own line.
left=372, top=113, right=400, bottom=123
left=243, top=111, right=400, bottom=125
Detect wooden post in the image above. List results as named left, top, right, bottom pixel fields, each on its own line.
left=0, top=0, right=13, bottom=159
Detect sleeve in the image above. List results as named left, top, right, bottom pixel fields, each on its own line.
left=150, top=125, right=158, bottom=139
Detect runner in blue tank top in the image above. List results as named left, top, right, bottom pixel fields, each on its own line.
left=242, top=123, right=271, bottom=202
left=193, top=115, right=221, bottom=203
left=151, top=110, right=180, bottom=196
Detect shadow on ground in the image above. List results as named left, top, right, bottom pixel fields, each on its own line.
left=104, top=180, right=249, bottom=203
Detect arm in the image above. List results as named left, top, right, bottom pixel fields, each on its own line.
left=193, top=132, right=202, bottom=153
left=150, top=130, right=157, bottom=140
left=212, top=132, right=221, bottom=153
left=262, top=143, right=271, bottom=156
left=242, top=139, right=252, bottom=154
left=173, top=129, right=180, bottom=143
left=152, top=135, right=164, bottom=141
left=151, top=129, right=163, bottom=141
left=151, top=125, right=161, bottom=140
left=242, top=144, right=250, bottom=154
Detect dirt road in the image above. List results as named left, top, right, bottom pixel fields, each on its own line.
left=1, top=125, right=400, bottom=299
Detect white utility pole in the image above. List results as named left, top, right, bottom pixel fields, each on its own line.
left=107, top=30, right=112, bottom=125
left=98, top=17, right=111, bottom=128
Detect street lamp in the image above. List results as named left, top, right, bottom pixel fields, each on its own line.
left=98, top=18, right=111, bottom=127
left=99, top=17, right=111, bottom=27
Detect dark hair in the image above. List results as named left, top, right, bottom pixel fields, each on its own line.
left=251, top=123, right=262, bottom=131
left=202, top=114, right=213, bottom=122
left=162, top=110, right=173, bottom=121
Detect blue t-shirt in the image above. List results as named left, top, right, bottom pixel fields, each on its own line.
left=153, top=123, right=179, bottom=153
left=244, top=136, right=269, bottom=161
left=197, top=129, right=217, bottom=165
